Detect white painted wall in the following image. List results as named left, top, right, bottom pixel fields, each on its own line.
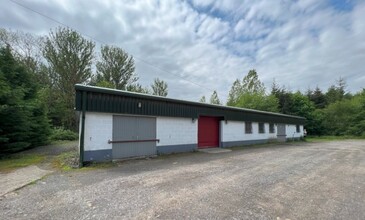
left=156, top=116, right=197, bottom=146
left=84, top=112, right=113, bottom=151
left=286, top=124, right=304, bottom=138
left=221, top=121, right=277, bottom=142
left=82, top=112, right=304, bottom=152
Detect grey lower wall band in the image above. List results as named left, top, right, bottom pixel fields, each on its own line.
left=221, top=139, right=269, bottom=148
left=84, top=149, right=112, bottom=162
left=157, top=144, right=197, bottom=154
left=84, top=138, right=302, bottom=161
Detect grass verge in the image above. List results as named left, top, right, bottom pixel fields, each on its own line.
left=0, top=154, right=45, bottom=173
left=305, top=135, right=365, bottom=142
left=52, top=151, right=79, bottom=171
left=53, top=151, right=115, bottom=171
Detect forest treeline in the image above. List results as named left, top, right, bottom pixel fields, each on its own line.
left=0, top=27, right=364, bottom=154
left=0, top=27, right=168, bottom=154
left=201, top=70, right=365, bottom=137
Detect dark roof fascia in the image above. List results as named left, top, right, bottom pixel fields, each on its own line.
left=75, top=84, right=305, bottom=121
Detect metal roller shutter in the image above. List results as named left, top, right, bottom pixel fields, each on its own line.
left=112, top=115, right=156, bottom=158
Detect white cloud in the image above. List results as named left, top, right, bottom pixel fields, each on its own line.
left=0, top=0, right=364, bottom=102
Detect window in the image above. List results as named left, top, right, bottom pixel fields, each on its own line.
left=245, top=122, right=252, bottom=134
left=296, top=125, right=300, bottom=133
left=258, top=122, right=265, bottom=133
left=269, top=123, right=275, bottom=133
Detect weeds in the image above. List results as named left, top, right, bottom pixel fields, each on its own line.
left=0, top=154, right=45, bottom=173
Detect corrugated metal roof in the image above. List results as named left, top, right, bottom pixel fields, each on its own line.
left=75, top=84, right=306, bottom=124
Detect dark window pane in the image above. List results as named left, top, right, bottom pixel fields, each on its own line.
left=259, top=123, right=265, bottom=133
left=245, top=122, right=252, bottom=134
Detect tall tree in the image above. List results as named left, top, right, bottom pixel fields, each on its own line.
left=199, top=96, right=206, bottom=103
left=0, top=28, right=49, bottom=86
left=0, top=46, right=50, bottom=154
left=325, top=77, right=347, bottom=104
left=242, top=69, right=265, bottom=94
left=210, top=91, right=221, bottom=105
left=308, top=86, right=326, bottom=109
left=227, top=79, right=242, bottom=106
left=43, top=27, right=95, bottom=130
left=95, top=45, right=137, bottom=90
left=151, top=78, right=168, bottom=97
left=271, top=78, right=280, bottom=95
left=228, top=70, right=279, bottom=112
left=271, top=84, right=292, bottom=114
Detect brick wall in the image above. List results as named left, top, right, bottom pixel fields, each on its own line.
left=286, top=124, right=304, bottom=139
left=221, top=121, right=277, bottom=142
left=156, top=116, right=197, bottom=146
left=83, top=112, right=113, bottom=151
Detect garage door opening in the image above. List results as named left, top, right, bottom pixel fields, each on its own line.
left=112, top=115, right=157, bottom=159
left=198, top=116, right=220, bottom=148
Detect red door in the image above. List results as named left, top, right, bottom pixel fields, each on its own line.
left=198, top=116, right=220, bottom=148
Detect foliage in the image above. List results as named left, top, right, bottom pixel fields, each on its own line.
left=347, top=89, right=365, bottom=136
left=227, top=79, right=242, bottom=106
left=126, top=83, right=150, bottom=94
left=271, top=77, right=364, bottom=136
left=50, top=128, right=78, bottom=141
left=199, top=96, right=206, bottom=103
left=236, top=93, right=279, bottom=112
left=43, top=27, right=95, bottom=130
left=325, top=77, right=348, bottom=104
left=307, top=86, right=326, bottom=109
left=228, top=69, right=279, bottom=112
left=287, top=92, right=317, bottom=134
left=94, top=45, right=137, bottom=90
left=0, top=28, right=44, bottom=75
left=209, top=91, right=221, bottom=105
left=322, top=91, right=364, bottom=136
left=0, top=46, right=51, bottom=154
left=305, top=135, right=364, bottom=142
left=309, top=109, right=326, bottom=136
left=241, top=69, right=265, bottom=94
left=271, top=85, right=292, bottom=114
left=151, top=78, right=168, bottom=97
left=53, top=151, right=79, bottom=171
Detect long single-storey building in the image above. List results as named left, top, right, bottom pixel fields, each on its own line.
left=75, top=84, right=305, bottom=163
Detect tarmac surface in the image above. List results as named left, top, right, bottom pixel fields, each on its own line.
left=0, top=140, right=364, bottom=219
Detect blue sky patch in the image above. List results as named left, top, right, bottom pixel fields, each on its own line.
left=329, top=0, right=354, bottom=11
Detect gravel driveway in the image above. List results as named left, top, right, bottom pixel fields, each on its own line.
left=1, top=140, right=364, bottom=219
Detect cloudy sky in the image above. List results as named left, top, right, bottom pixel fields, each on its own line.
left=1, top=0, right=364, bottom=102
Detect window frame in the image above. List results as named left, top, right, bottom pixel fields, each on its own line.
left=269, top=123, right=275, bottom=133
left=296, top=125, right=300, bottom=133
left=258, top=122, right=265, bottom=134
left=245, top=122, right=252, bottom=134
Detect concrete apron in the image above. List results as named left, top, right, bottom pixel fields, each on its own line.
left=0, top=165, right=53, bottom=197
left=198, top=148, right=232, bottom=154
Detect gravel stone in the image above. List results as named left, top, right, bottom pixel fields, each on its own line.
left=0, top=140, right=364, bottom=219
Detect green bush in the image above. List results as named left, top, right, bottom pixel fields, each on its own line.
left=50, top=128, right=78, bottom=141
